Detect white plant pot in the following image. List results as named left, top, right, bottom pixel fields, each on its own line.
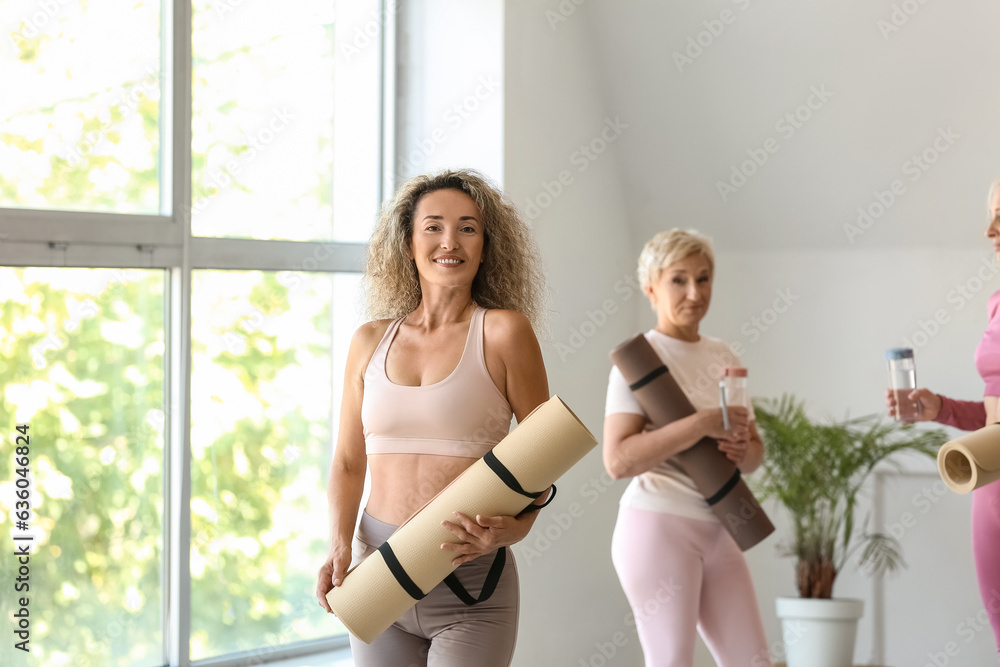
left=775, top=597, right=864, bottom=667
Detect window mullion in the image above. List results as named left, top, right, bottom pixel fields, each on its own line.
left=379, top=0, right=397, bottom=204
left=166, top=263, right=194, bottom=667
left=0, top=210, right=180, bottom=247
left=189, top=237, right=367, bottom=272
left=166, top=0, right=194, bottom=664
left=160, top=0, right=174, bottom=219
left=0, top=240, right=180, bottom=269
left=171, top=0, right=192, bottom=230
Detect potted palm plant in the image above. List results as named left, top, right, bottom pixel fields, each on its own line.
left=752, top=395, right=945, bottom=667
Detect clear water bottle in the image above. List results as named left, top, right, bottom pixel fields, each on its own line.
left=885, top=348, right=920, bottom=422
left=721, top=367, right=749, bottom=410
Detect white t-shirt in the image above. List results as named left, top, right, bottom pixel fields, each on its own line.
left=604, top=329, right=751, bottom=522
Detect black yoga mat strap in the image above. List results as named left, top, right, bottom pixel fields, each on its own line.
left=629, top=365, right=668, bottom=392
left=705, top=468, right=741, bottom=506
left=377, top=542, right=427, bottom=601
left=518, top=484, right=557, bottom=514
left=443, top=547, right=507, bottom=606
left=379, top=541, right=508, bottom=606
left=483, top=450, right=543, bottom=499
left=380, top=446, right=555, bottom=606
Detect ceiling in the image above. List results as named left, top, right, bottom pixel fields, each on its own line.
left=574, top=0, right=1000, bottom=251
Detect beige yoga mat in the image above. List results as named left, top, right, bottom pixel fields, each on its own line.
left=327, top=395, right=598, bottom=643
left=937, top=422, right=1000, bottom=494
left=610, top=334, right=775, bottom=551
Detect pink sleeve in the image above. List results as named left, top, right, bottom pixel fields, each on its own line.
left=933, top=394, right=987, bottom=431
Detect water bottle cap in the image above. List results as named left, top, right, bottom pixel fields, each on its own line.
left=884, top=348, right=914, bottom=361
left=723, top=367, right=748, bottom=377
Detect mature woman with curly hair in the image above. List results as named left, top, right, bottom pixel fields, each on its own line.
left=316, top=170, right=550, bottom=666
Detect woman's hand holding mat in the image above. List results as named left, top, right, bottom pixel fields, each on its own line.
left=316, top=545, right=351, bottom=614
left=441, top=512, right=528, bottom=566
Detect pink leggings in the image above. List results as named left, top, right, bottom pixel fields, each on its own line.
left=973, top=481, right=1000, bottom=656
left=611, top=506, right=771, bottom=667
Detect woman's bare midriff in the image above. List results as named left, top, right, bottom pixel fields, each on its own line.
left=985, top=396, right=999, bottom=426
left=365, top=453, right=479, bottom=525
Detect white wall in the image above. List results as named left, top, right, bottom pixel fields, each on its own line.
left=503, top=3, right=646, bottom=666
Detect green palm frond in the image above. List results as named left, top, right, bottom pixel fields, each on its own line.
left=752, top=394, right=947, bottom=598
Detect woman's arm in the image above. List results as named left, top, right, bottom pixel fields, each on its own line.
left=934, top=394, right=988, bottom=430
left=315, top=323, right=383, bottom=612
left=603, top=406, right=749, bottom=480
left=885, top=388, right=986, bottom=431
left=497, top=311, right=549, bottom=424
left=441, top=310, right=550, bottom=565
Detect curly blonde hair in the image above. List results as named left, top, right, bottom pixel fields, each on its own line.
left=637, top=228, right=715, bottom=289
left=363, top=169, right=547, bottom=333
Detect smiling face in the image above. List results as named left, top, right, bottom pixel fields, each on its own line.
left=987, top=184, right=1000, bottom=261
left=644, top=253, right=713, bottom=338
left=408, top=188, right=485, bottom=290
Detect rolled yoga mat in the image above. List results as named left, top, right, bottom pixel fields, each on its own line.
left=610, top=334, right=775, bottom=551
left=327, top=395, right=598, bottom=643
left=937, top=422, right=1000, bottom=494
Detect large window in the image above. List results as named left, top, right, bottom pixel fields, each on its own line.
left=188, top=271, right=359, bottom=661
left=0, top=268, right=165, bottom=667
left=0, top=1, right=163, bottom=214
left=191, top=0, right=336, bottom=241
left=0, top=0, right=387, bottom=665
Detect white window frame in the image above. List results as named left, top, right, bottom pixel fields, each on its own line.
left=0, top=0, right=395, bottom=664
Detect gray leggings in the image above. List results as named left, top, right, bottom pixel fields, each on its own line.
left=348, top=511, right=520, bottom=667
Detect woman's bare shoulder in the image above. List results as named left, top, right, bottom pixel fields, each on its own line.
left=346, top=319, right=394, bottom=371
left=482, top=309, right=534, bottom=345
left=353, top=319, right=393, bottom=344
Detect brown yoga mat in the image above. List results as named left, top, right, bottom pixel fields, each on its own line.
left=937, top=422, right=1000, bottom=494
left=327, top=395, right=598, bottom=643
left=610, top=334, right=774, bottom=551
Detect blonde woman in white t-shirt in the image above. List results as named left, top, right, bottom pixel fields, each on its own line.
left=603, top=228, right=771, bottom=667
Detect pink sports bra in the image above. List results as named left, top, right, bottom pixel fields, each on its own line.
left=975, top=290, right=1000, bottom=396
left=361, top=306, right=514, bottom=458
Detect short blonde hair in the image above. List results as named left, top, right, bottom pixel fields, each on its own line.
left=637, top=228, right=715, bottom=289
left=363, top=169, right=547, bottom=334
